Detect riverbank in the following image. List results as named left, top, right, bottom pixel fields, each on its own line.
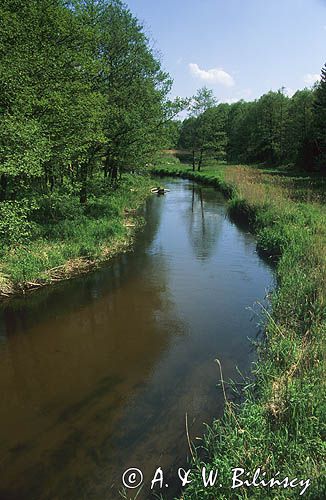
left=152, top=156, right=326, bottom=498
left=0, top=174, right=153, bottom=298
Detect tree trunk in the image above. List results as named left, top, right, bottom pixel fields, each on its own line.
left=109, top=165, right=118, bottom=184
left=103, top=159, right=109, bottom=178
left=0, top=174, right=8, bottom=201
left=192, top=150, right=195, bottom=171
left=198, top=150, right=203, bottom=171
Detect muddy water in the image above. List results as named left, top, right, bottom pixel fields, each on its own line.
left=0, top=178, right=274, bottom=499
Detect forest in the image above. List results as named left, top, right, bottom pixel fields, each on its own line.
left=0, top=0, right=184, bottom=292
left=178, top=77, right=326, bottom=171
left=0, top=1, right=324, bottom=293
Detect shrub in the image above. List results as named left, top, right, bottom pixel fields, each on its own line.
left=0, top=199, right=39, bottom=247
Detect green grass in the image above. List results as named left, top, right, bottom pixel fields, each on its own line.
left=152, top=155, right=326, bottom=499
left=0, top=174, right=152, bottom=295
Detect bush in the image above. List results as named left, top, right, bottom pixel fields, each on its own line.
left=0, top=199, right=40, bottom=247
left=35, top=193, right=84, bottom=224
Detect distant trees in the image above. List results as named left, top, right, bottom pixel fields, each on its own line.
left=190, top=87, right=218, bottom=117
left=313, top=63, right=326, bottom=169
left=163, top=120, right=182, bottom=149
left=178, top=65, right=325, bottom=172
left=194, top=106, right=228, bottom=170
left=285, top=90, right=314, bottom=169
left=179, top=88, right=226, bottom=170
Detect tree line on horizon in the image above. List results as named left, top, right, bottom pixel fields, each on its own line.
left=0, top=0, right=324, bottom=252
left=177, top=65, right=326, bottom=172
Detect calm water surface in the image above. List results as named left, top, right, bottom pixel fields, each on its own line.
left=0, top=178, right=274, bottom=499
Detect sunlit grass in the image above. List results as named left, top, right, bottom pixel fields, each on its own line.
left=152, top=154, right=326, bottom=499
left=0, top=174, right=152, bottom=295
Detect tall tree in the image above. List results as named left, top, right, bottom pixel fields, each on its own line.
left=76, top=0, right=173, bottom=185
left=0, top=0, right=105, bottom=202
left=178, top=87, right=220, bottom=170
left=284, top=89, right=314, bottom=167
left=313, top=63, right=326, bottom=171
left=194, top=105, right=228, bottom=170
left=190, top=87, right=217, bottom=117
left=178, top=117, right=198, bottom=170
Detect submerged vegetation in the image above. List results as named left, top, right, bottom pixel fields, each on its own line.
left=153, top=155, right=326, bottom=498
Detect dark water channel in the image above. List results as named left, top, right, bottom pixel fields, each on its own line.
left=0, top=178, right=274, bottom=499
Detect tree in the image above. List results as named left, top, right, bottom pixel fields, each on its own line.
left=312, top=63, right=326, bottom=171
left=194, top=105, right=228, bottom=170
left=284, top=89, right=314, bottom=168
left=226, top=100, right=249, bottom=162
left=178, top=117, right=198, bottom=170
left=162, top=120, right=182, bottom=149
left=0, top=0, right=106, bottom=202
left=76, top=0, right=173, bottom=186
left=177, top=78, right=323, bottom=171
left=190, top=87, right=217, bottom=117
left=178, top=87, right=221, bottom=170
left=0, top=0, right=182, bottom=204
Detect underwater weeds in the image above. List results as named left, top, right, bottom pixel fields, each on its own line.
left=153, top=157, right=325, bottom=499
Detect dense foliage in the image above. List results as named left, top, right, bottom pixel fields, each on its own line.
left=0, top=0, right=183, bottom=255
left=178, top=66, right=326, bottom=172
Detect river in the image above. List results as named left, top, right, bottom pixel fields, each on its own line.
left=0, top=178, right=274, bottom=499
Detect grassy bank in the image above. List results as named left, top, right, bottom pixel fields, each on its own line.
left=0, top=174, right=152, bottom=297
left=153, top=156, right=326, bottom=499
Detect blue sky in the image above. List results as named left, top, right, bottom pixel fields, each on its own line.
left=126, top=0, right=326, bottom=103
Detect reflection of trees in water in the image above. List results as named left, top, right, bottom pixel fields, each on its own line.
left=0, top=192, right=188, bottom=500
left=187, top=185, right=223, bottom=260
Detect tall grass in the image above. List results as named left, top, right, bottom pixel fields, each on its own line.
left=0, top=174, right=152, bottom=296
left=152, top=156, right=326, bottom=499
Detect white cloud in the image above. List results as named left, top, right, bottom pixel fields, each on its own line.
left=303, top=73, right=320, bottom=85
left=189, top=63, right=235, bottom=87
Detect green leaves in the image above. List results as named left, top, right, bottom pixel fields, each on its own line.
left=0, top=199, right=39, bottom=247
left=190, top=87, right=218, bottom=117
left=0, top=0, right=179, bottom=205
left=313, top=63, right=326, bottom=171
left=178, top=72, right=325, bottom=172
left=179, top=101, right=228, bottom=168
left=0, top=117, right=50, bottom=178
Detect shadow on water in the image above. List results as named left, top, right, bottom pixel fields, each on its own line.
left=0, top=178, right=275, bottom=499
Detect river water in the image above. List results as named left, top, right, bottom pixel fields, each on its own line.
left=0, top=178, right=274, bottom=499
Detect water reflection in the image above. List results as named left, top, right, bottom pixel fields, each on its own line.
left=0, top=178, right=274, bottom=499
left=187, top=185, right=224, bottom=260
